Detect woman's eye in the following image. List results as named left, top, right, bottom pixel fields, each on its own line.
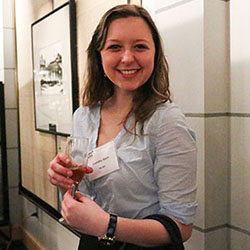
left=135, top=44, right=148, bottom=50
left=107, top=44, right=121, bottom=50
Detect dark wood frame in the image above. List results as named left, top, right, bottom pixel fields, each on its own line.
left=31, top=0, right=78, bottom=136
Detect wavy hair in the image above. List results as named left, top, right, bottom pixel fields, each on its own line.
left=81, top=4, right=171, bottom=134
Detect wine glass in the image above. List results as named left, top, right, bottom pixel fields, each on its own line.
left=58, top=136, right=95, bottom=224
left=64, top=136, right=89, bottom=199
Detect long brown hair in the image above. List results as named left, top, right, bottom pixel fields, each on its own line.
left=82, top=4, right=171, bottom=134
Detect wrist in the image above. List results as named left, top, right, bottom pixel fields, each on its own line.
left=98, top=213, right=118, bottom=246
left=96, top=212, right=110, bottom=237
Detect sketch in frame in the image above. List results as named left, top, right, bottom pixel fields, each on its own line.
left=39, top=48, right=63, bottom=96
left=32, top=1, right=78, bottom=136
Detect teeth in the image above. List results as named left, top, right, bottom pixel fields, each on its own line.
left=120, top=70, right=137, bottom=75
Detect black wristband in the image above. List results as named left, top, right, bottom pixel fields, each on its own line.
left=107, top=213, right=117, bottom=237
left=98, top=213, right=117, bottom=246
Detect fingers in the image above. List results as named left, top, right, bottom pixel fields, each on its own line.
left=55, top=152, right=72, bottom=169
left=64, top=188, right=74, bottom=199
left=85, top=166, right=94, bottom=174
left=51, top=152, right=72, bottom=174
left=48, top=152, right=94, bottom=189
left=64, top=189, right=86, bottom=203
left=72, top=162, right=93, bottom=174
left=61, top=190, right=75, bottom=225
left=48, top=153, right=74, bottom=188
left=48, top=169, right=73, bottom=189
left=74, top=191, right=85, bottom=201
left=51, top=152, right=92, bottom=174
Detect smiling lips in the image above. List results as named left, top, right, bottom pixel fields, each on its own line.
left=118, top=69, right=140, bottom=76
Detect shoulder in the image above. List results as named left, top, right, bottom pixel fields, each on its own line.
left=72, top=105, right=100, bottom=136
left=73, top=105, right=99, bottom=121
left=147, top=102, right=196, bottom=141
left=73, top=106, right=89, bottom=120
left=151, top=102, right=186, bottom=126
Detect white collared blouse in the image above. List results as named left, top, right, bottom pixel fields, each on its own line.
left=74, top=102, right=198, bottom=225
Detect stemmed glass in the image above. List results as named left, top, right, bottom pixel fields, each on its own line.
left=64, top=136, right=90, bottom=198
left=59, top=136, right=96, bottom=224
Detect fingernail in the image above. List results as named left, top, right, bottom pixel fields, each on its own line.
left=67, top=171, right=72, bottom=177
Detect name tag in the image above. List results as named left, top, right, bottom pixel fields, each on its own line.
left=87, top=140, right=120, bottom=181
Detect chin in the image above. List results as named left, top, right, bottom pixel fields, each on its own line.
left=118, top=83, right=144, bottom=92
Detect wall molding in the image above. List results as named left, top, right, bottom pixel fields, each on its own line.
left=154, top=0, right=230, bottom=15
left=185, top=112, right=250, bottom=118
left=194, top=223, right=250, bottom=236
left=155, top=0, right=196, bottom=14
left=194, top=224, right=228, bottom=233
left=230, top=113, right=250, bottom=118
left=228, top=224, right=250, bottom=236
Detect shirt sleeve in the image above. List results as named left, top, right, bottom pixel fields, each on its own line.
left=72, top=106, right=85, bottom=137
left=153, top=105, right=198, bottom=225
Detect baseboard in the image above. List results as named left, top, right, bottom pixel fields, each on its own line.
left=21, top=227, right=46, bottom=250
left=0, top=225, right=46, bottom=250
left=0, top=225, right=23, bottom=240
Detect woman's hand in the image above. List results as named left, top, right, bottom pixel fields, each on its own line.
left=61, top=190, right=109, bottom=236
left=47, top=152, right=93, bottom=189
left=61, top=190, right=192, bottom=247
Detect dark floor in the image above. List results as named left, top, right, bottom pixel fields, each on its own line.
left=0, top=234, right=28, bottom=250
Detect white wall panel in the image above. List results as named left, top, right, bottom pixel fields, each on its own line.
left=230, top=0, right=250, bottom=113
left=143, top=0, right=204, bottom=113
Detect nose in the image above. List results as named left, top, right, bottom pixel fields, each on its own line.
left=121, top=49, right=135, bottom=64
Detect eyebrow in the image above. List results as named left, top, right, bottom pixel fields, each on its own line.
left=105, top=39, right=151, bottom=44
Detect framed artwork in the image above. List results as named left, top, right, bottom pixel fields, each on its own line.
left=31, top=0, right=78, bottom=136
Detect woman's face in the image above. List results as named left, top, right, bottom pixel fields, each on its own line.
left=100, top=17, right=155, bottom=94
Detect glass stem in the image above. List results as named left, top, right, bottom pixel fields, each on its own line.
left=72, top=183, right=78, bottom=199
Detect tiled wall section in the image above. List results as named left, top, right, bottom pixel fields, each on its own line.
left=204, top=117, right=229, bottom=229
left=230, top=0, right=250, bottom=114
left=230, top=119, right=250, bottom=249
left=0, top=0, right=21, bottom=226
left=230, top=229, right=250, bottom=250
left=204, top=0, right=230, bottom=113
left=154, top=0, right=205, bottom=114
left=230, top=0, right=250, bottom=249
left=143, top=0, right=230, bottom=249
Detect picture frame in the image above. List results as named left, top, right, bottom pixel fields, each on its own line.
left=31, top=0, right=78, bottom=136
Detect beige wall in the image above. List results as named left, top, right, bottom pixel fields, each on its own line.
left=16, top=0, right=58, bottom=210
left=230, top=0, right=250, bottom=248
left=143, top=0, right=250, bottom=250
left=143, top=0, right=230, bottom=249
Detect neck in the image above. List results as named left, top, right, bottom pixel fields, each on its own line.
left=104, top=88, right=134, bottom=112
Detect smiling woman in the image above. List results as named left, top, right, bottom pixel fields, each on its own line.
left=48, top=4, right=197, bottom=250
left=100, top=17, right=155, bottom=93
